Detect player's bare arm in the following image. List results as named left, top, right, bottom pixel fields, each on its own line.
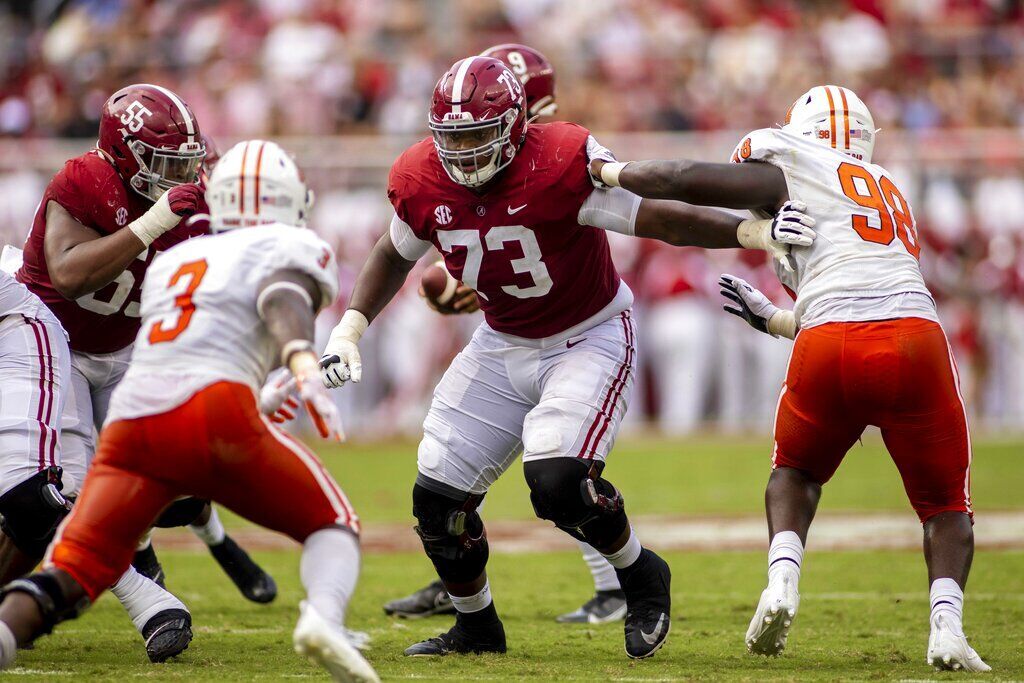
left=43, top=184, right=203, bottom=300
left=632, top=198, right=745, bottom=248
left=258, top=269, right=344, bottom=441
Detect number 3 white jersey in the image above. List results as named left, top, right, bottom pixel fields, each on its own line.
left=731, top=128, right=936, bottom=328
left=106, top=225, right=338, bottom=424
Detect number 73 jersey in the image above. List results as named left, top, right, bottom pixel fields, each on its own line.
left=731, top=128, right=932, bottom=326
left=107, top=225, right=338, bottom=424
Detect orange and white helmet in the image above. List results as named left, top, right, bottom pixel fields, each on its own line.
left=206, top=139, right=313, bottom=232
left=783, top=85, right=876, bottom=163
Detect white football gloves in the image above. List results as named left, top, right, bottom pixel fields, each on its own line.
left=321, top=309, right=368, bottom=389
left=736, top=200, right=816, bottom=273
left=718, top=274, right=797, bottom=340
left=258, top=367, right=299, bottom=423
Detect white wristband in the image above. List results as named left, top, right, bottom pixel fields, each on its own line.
left=128, top=192, right=180, bottom=247
left=767, top=310, right=798, bottom=340
left=736, top=218, right=770, bottom=251
left=600, top=162, right=630, bottom=188
left=334, top=309, right=369, bottom=345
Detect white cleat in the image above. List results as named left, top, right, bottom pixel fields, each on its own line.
left=927, top=614, right=991, bottom=673
left=294, top=601, right=380, bottom=683
left=745, top=571, right=800, bottom=656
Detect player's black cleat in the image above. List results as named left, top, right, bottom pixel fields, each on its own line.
left=555, top=589, right=627, bottom=623
left=209, top=535, right=277, bottom=603
left=142, top=608, right=193, bottom=663
left=132, top=543, right=166, bottom=588
left=383, top=579, right=456, bottom=619
left=403, top=618, right=506, bottom=656
left=616, top=548, right=672, bottom=659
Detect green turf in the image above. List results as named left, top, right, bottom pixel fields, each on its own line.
left=10, top=549, right=1024, bottom=681
left=324, top=433, right=1024, bottom=524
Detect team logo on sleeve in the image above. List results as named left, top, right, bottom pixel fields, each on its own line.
left=115, top=206, right=129, bottom=226
left=434, top=205, right=452, bottom=225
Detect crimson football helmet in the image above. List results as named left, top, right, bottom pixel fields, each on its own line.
left=480, top=43, right=556, bottom=119
left=429, top=56, right=527, bottom=188
left=97, top=84, right=206, bottom=202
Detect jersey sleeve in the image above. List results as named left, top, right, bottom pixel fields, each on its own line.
left=47, top=158, right=101, bottom=227
left=386, top=141, right=434, bottom=242
left=730, top=128, right=796, bottom=206
left=260, top=231, right=340, bottom=311
left=547, top=124, right=599, bottom=222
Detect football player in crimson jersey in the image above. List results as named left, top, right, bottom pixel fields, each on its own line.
left=320, top=56, right=814, bottom=660
left=13, top=84, right=274, bottom=661
left=385, top=43, right=630, bottom=627
left=596, top=85, right=987, bottom=672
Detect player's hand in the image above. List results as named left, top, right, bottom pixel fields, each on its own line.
left=718, top=274, right=780, bottom=337
left=767, top=200, right=816, bottom=272
left=291, top=353, right=345, bottom=441
left=165, top=183, right=205, bottom=218
left=419, top=284, right=480, bottom=315
left=320, top=310, right=368, bottom=388
left=590, top=159, right=608, bottom=184
left=259, top=367, right=300, bottom=423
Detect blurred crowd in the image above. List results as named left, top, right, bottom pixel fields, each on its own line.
left=1, top=0, right=1024, bottom=434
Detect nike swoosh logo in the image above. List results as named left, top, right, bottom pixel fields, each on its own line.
left=507, top=204, right=527, bottom=214
left=566, top=338, right=585, bottom=348
left=641, top=613, right=666, bottom=645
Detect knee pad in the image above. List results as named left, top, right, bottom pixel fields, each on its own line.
left=524, top=458, right=627, bottom=549
left=0, top=468, right=72, bottom=557
left=0, top=569, right=90, bottom=636
left=154, top=497, right=209, bottom=528
left=411, top=480, right=487, bottom=584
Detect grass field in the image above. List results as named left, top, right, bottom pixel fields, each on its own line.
left=9, top=433, right=1024, bottom=681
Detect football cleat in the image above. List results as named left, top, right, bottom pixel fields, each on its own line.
left=209, top=535, right=278, bottom=604
left=383, top=579, right=456, bottom=619
left=745, top=569, right=800, bottom=656
left=132, top=543, right=166, bottom=588
left=927, top=614, right=990, bottom=672
left=555, top=589, right=627, bottom=624
left=403, top=619, right=507, bottom=657
left=617, top=548, right=672, bottom=659
left=294, top=601, right=380, bottom=682
left=142, top=608, right=193, bottom=663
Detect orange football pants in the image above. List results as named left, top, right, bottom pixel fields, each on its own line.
left=772, top=317, right=972, bottom=522
left=48, top=381, right=358, bottom=601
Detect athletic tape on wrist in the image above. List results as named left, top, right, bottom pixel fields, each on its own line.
left=599, top=162, right=630, bottom=188
left=767, top=310, right=798, bottom=340
left=128, top=192, right=180, bottom=247
left=281, top=340, right=315, bottom=368
left=736, top=218, right=769, bottom=251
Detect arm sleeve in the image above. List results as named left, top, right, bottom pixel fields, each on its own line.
left=261, top=232, right=340, bottom=311
left=388, top=213, right=431, bottom=262
left=577, top=187, right=642, bottom=236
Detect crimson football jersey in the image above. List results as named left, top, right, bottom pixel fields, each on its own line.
left=388, top=122, right=622, bottom=339
left=17, top=151, right=205, bottom=354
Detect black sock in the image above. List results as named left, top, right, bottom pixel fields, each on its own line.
left=456, top=601, right=501, bottom=629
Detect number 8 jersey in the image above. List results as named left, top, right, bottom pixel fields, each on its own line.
left=731, top=128, right=936, bottom=328
left=387, top=121, right=635, bottom=342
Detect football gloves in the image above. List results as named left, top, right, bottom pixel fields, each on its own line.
left=737, top=200, right=816, bottom=273
left=320, top=310, right=368, bottom=389
left=258, top=367, right=299, bottom=423
left=719, top=274, right=782, bottom=337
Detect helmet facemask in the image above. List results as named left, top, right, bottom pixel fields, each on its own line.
left=127, top=137, right=205, bottom=202
left=430, top=109, right=521, bottom=188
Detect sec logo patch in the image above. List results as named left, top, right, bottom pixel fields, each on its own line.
left=434, top=205, right=452, bottom=225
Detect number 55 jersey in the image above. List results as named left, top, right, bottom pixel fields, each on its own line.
left=106, top=225, right=338, bottom=425
left=731, top=127, right=935, bottom=329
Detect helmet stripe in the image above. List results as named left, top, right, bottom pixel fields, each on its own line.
left=143, top=83, right=195, bottom=142
left=823, top=86, right=837, bottom=149
left=838, top=87, right=851, bottom=150
left=450, top=57, right=476, bottom=116
left=239, top=141, right=250, bottom=215
left=254, top=141, right=266, bottom=216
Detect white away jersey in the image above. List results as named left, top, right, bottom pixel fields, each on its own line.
left=0, top=270, right=61, bottom=327
left=106, top=225, right=338, bottom=423
left=731, top=128, right=935, bottom=326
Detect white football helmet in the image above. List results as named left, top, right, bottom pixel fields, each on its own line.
left=206, top=139, right=313, bottom=232
left=782, top=85, right=876, bottom=163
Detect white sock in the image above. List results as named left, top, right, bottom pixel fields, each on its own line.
left=189, top=506, right=226, bottom=546
left=930, top=578, right=965, bottom=635
left=578, top=540, right=620, bottom=592
left=601, top=528, right=642, bottom=570
left=301, top=528, right=360, bottom=626
left=0, top=621, right=17, bottom=668
left=768, top=530, right=804, bottom=584
left=111, top=565, right=188, bottom=633
left=449, top=581, right=493, bottom=614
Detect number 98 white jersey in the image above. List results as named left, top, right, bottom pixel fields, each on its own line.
left=106, top=224, right=338, bottom=424
left=731, top=128, right=935, bottom=328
